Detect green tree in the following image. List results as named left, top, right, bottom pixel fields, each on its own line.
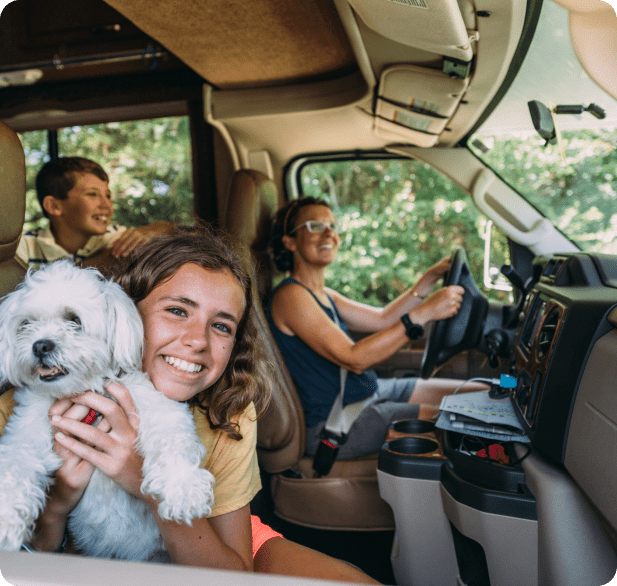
left=475, top=128, right=617, bottom=252
left=300, top=158, right=510, bottom=305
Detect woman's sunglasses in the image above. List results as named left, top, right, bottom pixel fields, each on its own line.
left=289, top=220, right=339, bottom=235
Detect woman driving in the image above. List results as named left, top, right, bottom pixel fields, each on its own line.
left=268, top=197, right=482, bottom=458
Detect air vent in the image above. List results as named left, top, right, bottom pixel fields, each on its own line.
left=552, top=259, right=564, bottom=277
left=537, top=307, right=560, bottom=360
left=543, top=259, right=556, bottom=276
left=541, top=258, right=566, bottom=283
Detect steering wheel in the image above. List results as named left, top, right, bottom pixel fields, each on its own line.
left=420, top=248, right=488, bottom=379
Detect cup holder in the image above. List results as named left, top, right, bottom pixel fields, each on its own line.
left=391, top=419, right=436, bottom=435
left=386, top=437, right=440, bottom=455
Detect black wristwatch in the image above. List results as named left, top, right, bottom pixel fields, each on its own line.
left=401, top=314, right=425, bottom=340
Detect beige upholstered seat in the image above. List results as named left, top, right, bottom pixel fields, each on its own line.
left=224, top=169, right=394, bottom=530
left=0, top=121, right=27, bottom=298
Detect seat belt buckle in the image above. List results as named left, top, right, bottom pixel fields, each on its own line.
left=313, top=429, right=347, bottom=477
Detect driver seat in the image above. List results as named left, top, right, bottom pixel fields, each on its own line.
left=224, top=169, right=394, bottom=530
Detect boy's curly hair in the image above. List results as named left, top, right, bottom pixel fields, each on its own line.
left=114, top=224, right=271, bottom=440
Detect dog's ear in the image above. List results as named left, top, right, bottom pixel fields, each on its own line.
left=104, top=281, right=145, bottom=375
left=0, top=285, right=22, bottom=385
left=0, top=296, right=11, bottom=383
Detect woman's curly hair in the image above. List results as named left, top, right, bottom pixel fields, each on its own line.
left=269, top=197, right=331, bottom=273
left=113, top=224, right=271, bottom=440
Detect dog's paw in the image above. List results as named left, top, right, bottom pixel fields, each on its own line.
left=144, top=466, right=215, bottom=524
left=0, top=486, right=35, bottom=550
left=0, top=512, right=31, bottom=551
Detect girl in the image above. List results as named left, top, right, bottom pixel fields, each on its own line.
left=0, top=227, right=378, bottom=583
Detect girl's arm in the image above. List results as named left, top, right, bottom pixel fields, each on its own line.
left=50, top=384, right=253, bottom=571
left=328, top=255, right=452, bottom=332
left=153, top=504, right=253, bottom=570
left=28, top=400, right=110, bottom=552
left=271, top=281, right=464, bottom=374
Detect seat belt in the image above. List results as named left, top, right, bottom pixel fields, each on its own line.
left=312, top=297, right=376, bottom=477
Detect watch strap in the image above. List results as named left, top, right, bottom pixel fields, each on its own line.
left=401, top=314, right=424, bottom=340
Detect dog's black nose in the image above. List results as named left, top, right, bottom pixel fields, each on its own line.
left=33, top=339, right=55, bottom=357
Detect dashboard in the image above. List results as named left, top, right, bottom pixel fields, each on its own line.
left=511, top=253, right=617, bottom=464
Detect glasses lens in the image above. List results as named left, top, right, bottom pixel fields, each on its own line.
left=306, top=220, right=337, bottom=233
left=306, top=221, right=324, bottom=233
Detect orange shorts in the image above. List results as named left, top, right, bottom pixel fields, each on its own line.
left=251, top=515, right=284, bottom=558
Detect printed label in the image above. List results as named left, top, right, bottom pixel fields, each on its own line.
left=393, top=109, right=433, bottom=132
left=385, top=0, right=429, bottom=8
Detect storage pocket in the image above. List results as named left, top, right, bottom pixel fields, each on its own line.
left=373, top=64, right=469, bottom=145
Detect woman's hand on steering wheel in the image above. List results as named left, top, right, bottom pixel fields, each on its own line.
left=420, top=247, right=489, bottom=378
left=424, top=255, right=452, bottom=282
left=413, top=285, right=465, bottom=325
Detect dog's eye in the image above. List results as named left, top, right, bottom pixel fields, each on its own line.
left=65, top=312, right=82, bottom=326
left=18, top=319, right=31, bottom=330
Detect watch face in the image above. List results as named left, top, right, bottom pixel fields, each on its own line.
left=408, top=323, right=424, bottom=340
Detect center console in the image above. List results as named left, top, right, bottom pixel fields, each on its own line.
left=378, top=424, right=537, bottom=586
left=511, top=254, right=617, bottom=463
left=377, top=253, right=617, bottom=586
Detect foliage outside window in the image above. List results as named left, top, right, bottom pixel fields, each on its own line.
left=19, top=117, right=194, bottom=233
left=299, top=158, right=510, bottom=306
left=469, top=128, right=617, bottom=254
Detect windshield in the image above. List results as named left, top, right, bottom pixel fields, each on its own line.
left=469, top=0, right=617, bottom=254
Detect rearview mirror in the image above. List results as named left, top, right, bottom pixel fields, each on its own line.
left=528, top=100, right=556, bottom=145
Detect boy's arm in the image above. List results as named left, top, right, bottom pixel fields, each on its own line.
left=108, top=221, right=175, bottom=258
left=81, top=221, right=175, bottom=271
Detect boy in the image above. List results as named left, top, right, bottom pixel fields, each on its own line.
left=16, top=157, right=174, bottom=271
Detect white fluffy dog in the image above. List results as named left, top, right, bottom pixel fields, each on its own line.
left=0, top=260, right=215, bottom=560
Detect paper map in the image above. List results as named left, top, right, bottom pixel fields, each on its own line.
left=436, top=390, right=530, bottom=443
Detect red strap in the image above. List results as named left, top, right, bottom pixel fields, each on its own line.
left=477, top=444, right=510, bottom=465
left=81, top=408, right=97, bottom=425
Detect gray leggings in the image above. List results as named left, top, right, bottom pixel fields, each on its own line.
left=305, top=377, right=420, bottom=459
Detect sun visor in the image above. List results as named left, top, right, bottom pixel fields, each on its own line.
left=569, top=7, right=617, bottom=100
left=347, top=0, right=474, bottom=61
left=373, top=64, right=469, bottom=146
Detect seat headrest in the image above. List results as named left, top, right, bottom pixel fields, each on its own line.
left=225, top=169, right=278, bottom=252
left=0, top=121, right=27, bottom=300
left=0, top=122, right=26, bottom=265
left=225, top=169, right=279, bottom=300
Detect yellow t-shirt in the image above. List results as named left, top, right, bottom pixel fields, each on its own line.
left=0, top=390, right=261, bottom=518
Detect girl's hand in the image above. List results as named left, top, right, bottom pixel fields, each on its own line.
left=413, top=285, right=465, bottom=325
left=51, top=382, right=145, bottom=499
left=30, top=397, right=113, bottom=551
left=46, top=398, right=113, bottom=516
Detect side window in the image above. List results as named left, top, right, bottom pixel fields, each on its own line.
left=20, top=130, right=49, bottom=233
left=18, top=117, right=194, bottom=233
left=298, top=157, right=511, bottom=303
